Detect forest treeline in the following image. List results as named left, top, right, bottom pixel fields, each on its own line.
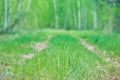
left=0, top=0, right=120, bottom=33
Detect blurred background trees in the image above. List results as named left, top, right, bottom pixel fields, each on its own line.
left=0, top=0, right=120, bottom=33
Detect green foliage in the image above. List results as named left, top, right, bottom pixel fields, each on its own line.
left=80, top=31, right=120, bottom=56
left=0, top=0, right=120, bottom=31
left=0, top=30, right=46, bottom=54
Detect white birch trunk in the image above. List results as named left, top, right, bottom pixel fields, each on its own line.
left=53, top=0, right=59, bottom=29
left=3, top=0, right=8, bottom=31
left=13, top=0, right=22, bottom=31
left=77, top=0, right=81, bottom=30
left=0, top=1, right=4, bottom=29
left=8, top=0, right=12, bottom=29
left=84, top=7, right=87, bottom=29
left=17, top=0, right=21, bottom=19
left=84, top=0, right=87, bottom=29
left=93, top=10, right=97, bottom=30
left=21, top=0, right=31, bottom=28
left=26, top=0, right=31, bottom=13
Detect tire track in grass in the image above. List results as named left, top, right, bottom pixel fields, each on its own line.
left=79, top=38, right=120, bottom=80
left=19, top=35, right=52, bottom=63
left=0, top=35, right=52, bottom=80
left=80, top=38, right=120, bottom=68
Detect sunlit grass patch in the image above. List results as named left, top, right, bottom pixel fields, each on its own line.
left=79, top=31, right=120, bottom=56
left=12, top=34, right=111, bottom=80
left=0, top=30, right=119, bottom=80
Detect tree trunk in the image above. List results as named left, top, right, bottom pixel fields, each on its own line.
left=84, top=1, right=87, bottom=29
left=53, top=0, right=59, bottom=29
left=13, top=0, right=21, bottom=32
left=93, top=10, right=97, bottom=30
left=77, top=0, right=81, bottom=30
left=0, top=1, right=3, bottom=29
left=3, top=0, right=8, bottom=32
left=21, top=0, right=31, bottom=29
left=8, top=0, right=12, bottom=31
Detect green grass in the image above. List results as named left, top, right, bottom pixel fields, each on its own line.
left=79, top=31, right=120, bottom=56
left=0, top=30, right=47, bottom=79
left=0, top=30, right=119, bottom=80
left=0, top=30, right=47, bottom=54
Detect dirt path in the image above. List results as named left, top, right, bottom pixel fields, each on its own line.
left=80, top=38, right=120, bottom=68
left=32, top=35, right=52, bottom=52
left=20, top=35, right=52, bottom=63
left=80, top=38, right=120, bottom=80
left=0, top=35, right=52, bottom=79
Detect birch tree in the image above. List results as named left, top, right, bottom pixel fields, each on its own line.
left=0, top=0, right=3, bottom=30
left=2, top=0, right=22, bottom=32
left=21, top=0, right=31, bottom=28
left=93, top=8, right=97, bottom=30
left=84, top=1, right=87, bottom=29
left=8, top=0, right=12, bottom=31
left=11, top=0, right=21, bottom=32
left=3, top=0, right=8, bottom=32
left=53, top=0, right=59, bottom=29
left=77, top=0, right=81, bottom=30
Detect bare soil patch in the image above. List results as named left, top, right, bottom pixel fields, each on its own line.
left=80, top=38, right=120, bottom=79
left=33, top=41, right=48, bottom=52
left=80, top=38, right=120, bottom=68
left=21, top=53, right=35, bottom=59
left=20, top=35, right=52, bottom=62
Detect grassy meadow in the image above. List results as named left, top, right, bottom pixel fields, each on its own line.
left=0, top=29, right=120, bottom=80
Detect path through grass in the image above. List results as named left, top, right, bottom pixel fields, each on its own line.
left=0, top=30, right=120, bottom=80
